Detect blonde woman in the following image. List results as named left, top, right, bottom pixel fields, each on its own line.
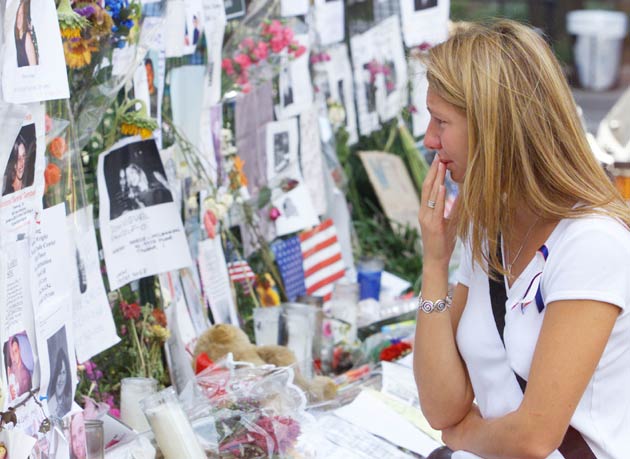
left=415, top=20, right=630, bottom=459
left=14, top=0, right=38, bottom=67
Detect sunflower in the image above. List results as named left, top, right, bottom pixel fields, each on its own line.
left=57, top=0, right=89, bottom=39
left=63, top=38, right=98, bottom=69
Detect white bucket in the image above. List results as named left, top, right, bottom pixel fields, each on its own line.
left=566, top=10, right=628, bottom=91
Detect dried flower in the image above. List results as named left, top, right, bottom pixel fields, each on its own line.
left=120, top=301, right=141, bottom=320
left=119, top=110, right=157, bottom=139
left=63, top=37, right=99, bottom=69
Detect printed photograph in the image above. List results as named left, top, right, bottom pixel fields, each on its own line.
left=46, top=326, right=72, bottom=419
left=14, top=0, right=39, bottom=67
left=68, top=412, right=87, bottom=459
left=273, top=131, right=290, bottom=173
left=103, top=139, right=174, bottom=220
left=3, top=331, right=34, bottom=402
left=2, top=123, right=36, bottom=196
left=414, top=0, right=438, bottom=11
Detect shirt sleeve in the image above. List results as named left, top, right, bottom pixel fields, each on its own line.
left=542, top=219, right=630, bottom=310
left=455, top=237, right=473, bottom=287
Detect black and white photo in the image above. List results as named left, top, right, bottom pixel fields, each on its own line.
left=103, top=139, right=173, bottom=220
left=414, top=0, right=437, bottom=11
left=224, top=0, right=245, bottom=19
left=265, top=118, right=300, bottom=182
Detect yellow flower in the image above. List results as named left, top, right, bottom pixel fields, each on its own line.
left=57, top=0, right=89, bottom=38
left=150, top=325, right=170, bottom=341
left=61, top=27, right=82, bottom=39
left=120, top=123, right=153, bottom=139
left=63, top=38, right=98, bottom=69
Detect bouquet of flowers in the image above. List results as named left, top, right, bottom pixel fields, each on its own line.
left=183, top=359, right=312, bottom=458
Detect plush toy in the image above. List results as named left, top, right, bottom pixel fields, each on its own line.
left=194, top=323, right=337, bottom=402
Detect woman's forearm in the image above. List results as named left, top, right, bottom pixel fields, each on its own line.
left=413, top=265, right=473, bottom=429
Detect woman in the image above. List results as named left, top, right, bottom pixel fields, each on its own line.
left=2, top=135, right=31, bottom=196
left=47, top=348, right=72, bottom=419
left=14, top=0, right=38, bottom=67
left=415, top=20, right=630, bottom=459
left=124, top=163, right=172, bottom=208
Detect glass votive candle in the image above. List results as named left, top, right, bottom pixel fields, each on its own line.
left=85, top=419, right=104, bottom=459
left=140, top=387, right=206, bottom=459
left=120, top=377, right=157, bottom=432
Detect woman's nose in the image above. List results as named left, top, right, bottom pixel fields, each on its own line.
left=423, top=119, right=442, bottom=151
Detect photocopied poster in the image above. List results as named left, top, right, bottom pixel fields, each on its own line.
left=314, top=0, right=344, bottom=46
left=358, top=151, right=421, bottom=233
left=299, top=106, right=327, bottom=216
left=67, top=206, right=120, bottom=363
left=272, top=184, right=319, bottom=237
left=399, top=0, right=449, bottom=47
left=281, top=0, right=308, bottom=16
left=410, top=58, right=430, bottom=137
left=97, top=137, right=192, bottom=290
left=201, top=0, right=227, bottom=106
left=30, top=203, right=76, bottom=420
left=265, top=118, right=300, bottom=184
left=164, top=0, right=187, bottom=57
left=1, top=0, right=69, bottom=103
left=274, top=34, right=313, bottom=120
left=197, top=237, right=239, bottom=326
left=373, top=16, right=408, bottom=122
left=323, top=43, right=358, bottom=145
left=0, top=103, right=45, bottom=236
left=183, top=0, right=203, bottom=55
left=350, top=28, right=380, bottom=136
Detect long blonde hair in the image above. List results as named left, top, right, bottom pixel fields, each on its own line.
left=425, top=19, right=630, bottom=274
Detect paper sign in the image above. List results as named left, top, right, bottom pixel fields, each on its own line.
left=410, top=58, right=430, bottom=137
left=97, top=137, right=192, bottom=290
left=68, top=206, right=120, bottom=363
left=314, top=0, right=344, bottom=46
left=274, top=34, right=313, bottom=120
left=399, top=0, right=449, bottom=47
left=272, top=184, right=319, bottom=237
left=281, top=0, right=308, bottom=16
left=1, top=0, right=69, bottom=103
left=197, top=238, right=239, bottom=326
left=359, top=151, right=421, bottom=233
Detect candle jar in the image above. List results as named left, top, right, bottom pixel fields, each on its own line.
left=329, top=282, right=360, bottom=343
left=120, top=377, right=157, bottom=432
left=253, top=305, right=281, bottom=346
left=280, top=303, right=318, bottom=379
left=85, top=420, right=104, bottom=459
left=140, top=387, right=206, bottom=459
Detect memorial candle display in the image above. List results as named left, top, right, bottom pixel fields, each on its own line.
left=140, top=387, right=206, bottom=459
left=120, top=377, right=157, bottom=432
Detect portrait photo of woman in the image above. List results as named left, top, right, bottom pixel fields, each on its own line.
left=14, top=0, right=39, bottom=67
left=2, top=124, right=37, bottom=196
left=46, top=327, right=73, bottom=419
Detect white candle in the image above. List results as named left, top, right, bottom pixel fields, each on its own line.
left=120, top=377, right=157, bottom=432
left=141, top=388, right=206, bottom=459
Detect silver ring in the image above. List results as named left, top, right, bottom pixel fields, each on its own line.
left=427, top=200, right=436, bottom=209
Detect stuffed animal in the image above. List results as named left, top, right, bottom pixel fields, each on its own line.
left=194, top=323, right=337, bottom=402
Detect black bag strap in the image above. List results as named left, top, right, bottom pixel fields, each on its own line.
left=489, top=236, right=596, bottom=459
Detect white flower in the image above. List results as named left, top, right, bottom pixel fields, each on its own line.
left=328, top=104, right=346, bottom=128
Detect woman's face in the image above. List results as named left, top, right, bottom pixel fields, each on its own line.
left=56, top=359, right=67, bottom=396
left=71, top=416, right=87, bottom=458
left=125, top=166, right=140, bottom=187
left=14, top=142, right=27, bottom=181
left=10, top=340, right=21, bottom=367
left=424, top=87, right=469, bottom=183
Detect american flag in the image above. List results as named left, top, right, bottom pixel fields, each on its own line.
left=272, top=236, right=307, bottom=302
left=300, top=219, right=346, bottom=303
left=227, top=260, right=256, bottom=292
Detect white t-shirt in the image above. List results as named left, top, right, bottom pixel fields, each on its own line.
left=455, top=215, right=630, bottom=459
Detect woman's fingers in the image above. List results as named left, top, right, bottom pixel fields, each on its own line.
left=427, top=162, right=446, bottom=212
left=421, top=156, right=440, bottom=203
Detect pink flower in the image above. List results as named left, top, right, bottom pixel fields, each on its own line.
left=408, top=104, right=418, bottom=114
left=109, top=408, right=121, bottom=418
left=282, top=27, right=294, bottom=42
left=233, top=53, right=252, bottom=70
left=241, top=83, right=252, bottom=93
left=263, top=19, right=283, bottom=37
left=239, top=37, right=255, bottom=52
left=252, top=41, right=269, bottom=61
left=386, top=81, right=395, bottom=91
left=270, top=36, right=286, bottom=53
left=222, top=58, right=235, bottom=76
left=292, top=45, right=306, bottom=58
left=269, top=206, right=281, bottom=221
left=120, top=301, right=141, bottom=320
left=203, top=210, right=217, bottom=239
left=236, top=70, right=249, bottom=87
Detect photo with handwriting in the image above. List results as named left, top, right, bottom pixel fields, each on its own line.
left=3, top=332, right=34, bottom=402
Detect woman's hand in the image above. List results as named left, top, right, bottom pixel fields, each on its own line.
left=441, top=404, right=482, bottom=451
left=419, top=157, right=458, bottom=269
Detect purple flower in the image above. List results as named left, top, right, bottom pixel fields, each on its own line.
left=75, top=5, right=95, bottom=16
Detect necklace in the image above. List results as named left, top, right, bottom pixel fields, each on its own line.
left=506, top=216, right=540, bottom=277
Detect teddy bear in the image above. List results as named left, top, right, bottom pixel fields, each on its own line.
left=193, top=323, right=337, bottom=402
